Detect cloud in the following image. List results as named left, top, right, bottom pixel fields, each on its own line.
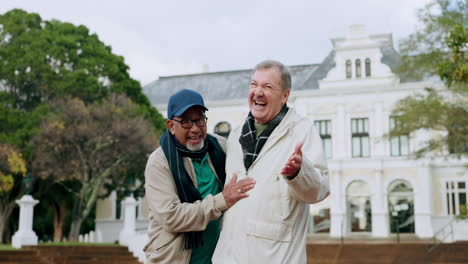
left=0, top=0, right=432, bottom=84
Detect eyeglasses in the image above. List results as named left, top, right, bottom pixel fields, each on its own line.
left=172, top=117, right=208, bottom=129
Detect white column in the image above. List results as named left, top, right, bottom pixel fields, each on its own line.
left=373, top=101, right=384, bottom=157
left=414, top=163, right=434, bottom=238
left=371, top=165, right=389, bottom=237
left=294, top=98, right=307, bottom=117
left=330, top=165, right=346, bottom=237
left=137, top=197, right=145, bottom=220
left=110, top=191, right=117, bottom=219
left=335, top=104, right=346, bottom=159
left=11, top=195, right=39, bottom=248
left=119, top=196, right=137, bottom=246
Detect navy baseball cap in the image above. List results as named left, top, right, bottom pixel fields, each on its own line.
left=167, top=89, right=208, bottom=119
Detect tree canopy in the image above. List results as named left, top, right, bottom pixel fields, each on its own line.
left=0, top=143, right=26, bottom=243
left=391, top=0, right=467, bottom=158
left=0, top=8, right=165, bottom=242
left=0, top=8, right=164, bottom=130
left=32, top=95, right=158, bottom=240
left=395, top=0, right=467, bottom=83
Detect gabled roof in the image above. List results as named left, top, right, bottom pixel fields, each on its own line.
left=143, top=64, right=320, bottom=105
left=143, top=31, right=401, bottom=105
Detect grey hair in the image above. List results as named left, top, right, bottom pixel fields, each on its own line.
left=252, top=60, right=292, bottom=90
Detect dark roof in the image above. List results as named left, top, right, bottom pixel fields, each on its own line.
left=143, top=35, right=401, bottom=105
left=300, top=51, right=336, bottom=90
left=143, top=65, right=319, bottom=105
left=380, top=40, right=401, bottom=72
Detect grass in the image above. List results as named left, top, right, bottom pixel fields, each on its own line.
left=0, top=242, right=118, bottom=250
left=0, top=244, right=16, bottom=250
left=39, top=241, right=118, bottom=246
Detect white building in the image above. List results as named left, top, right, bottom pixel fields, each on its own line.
left=95, top=25, right=467, bottom=246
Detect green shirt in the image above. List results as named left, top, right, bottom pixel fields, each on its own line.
left=255, top=122, right=268, bottom=138
left=190, top=153, right=221, bottom=264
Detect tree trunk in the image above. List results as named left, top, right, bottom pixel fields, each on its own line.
left=53, top=200, right=67, bottom=242
left=0, top=202, right=15, bottom=244
left=68, top=217, right=83, bottom=241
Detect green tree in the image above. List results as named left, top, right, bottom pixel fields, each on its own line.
left=0, top=8, right=165, bottom=129
left=0, top=8, right=165, bottom=241
left=31, top=95, right=158, bottom=241
left=396, top=0, right=466, bottom=82
left=0, top=143, right=27, bottom=243
left=391, top=0, right=467, bottom=158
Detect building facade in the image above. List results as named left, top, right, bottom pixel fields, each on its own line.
left=95, top=25, right=467, bottom=243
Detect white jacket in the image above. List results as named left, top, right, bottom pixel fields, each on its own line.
left=213, top=108, right=330, bottom=264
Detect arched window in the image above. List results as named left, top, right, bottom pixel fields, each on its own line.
left=355, top=59, right=361, bottom=78
left=388, top=180, right=415, bottom=233
left=346, top=180, right=372, bottom=232
left=214, top=122, right=231, bottom=138
left=365, top=58, right=371, bottom=77
left=346, top=60, right=352, bottom=79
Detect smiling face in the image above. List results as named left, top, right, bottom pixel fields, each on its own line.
left=248, top=67, right=290, bottom=124
left=167, top=106, right=207, bottom=151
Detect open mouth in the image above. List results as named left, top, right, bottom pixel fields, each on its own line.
left=188, top=135, right=202, bottom=143
left=254, top=100, right=267, bottom=106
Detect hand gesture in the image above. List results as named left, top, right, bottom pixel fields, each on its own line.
left=222, top=173, right=256, bottom=208
left=280, top=142, right=303, bottom=178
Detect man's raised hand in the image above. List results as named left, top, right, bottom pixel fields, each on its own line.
left=280, top=142, right=303, bottom=178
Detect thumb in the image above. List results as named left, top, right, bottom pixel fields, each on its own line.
left=295, top=142, right=304, bottom=156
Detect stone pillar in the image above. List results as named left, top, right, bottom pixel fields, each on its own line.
left=415, top=163, right=434, bottom=238
left=119, top=196, right=137, bottom=246
left=373, top=101, right=384, bottom=157
left=11, top=195, right=39, bottom=248
left=372, top=165, right=389, bottom=237
left=335, top=104, right=346, bottom=159
left=295, top=99, right=307, bottom=117
left=330, top=166, right=346, bottom=237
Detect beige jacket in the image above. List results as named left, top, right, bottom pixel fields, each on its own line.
left=144, top=134, right=227, bottom=264
left=213, top=108, right=330, bottom=264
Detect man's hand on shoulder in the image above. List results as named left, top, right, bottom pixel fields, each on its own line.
left=222, top=173, right=255, bottom=208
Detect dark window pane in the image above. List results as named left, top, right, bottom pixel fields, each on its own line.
left=356, top=59, right=361, bottom=78
left=459, top=193, right=467, bottom=206
left=452, top=193, right=456, bottom=214
left=365, top=58, right=371, bottom=77
left=447, top=193, right=451, bottom=214
left=346, top=60, right=352, bottom=78
left=214, top=122, right=231, bottom=138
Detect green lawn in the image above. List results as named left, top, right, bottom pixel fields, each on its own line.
left=0, top=244, right=16, bottom=250
left=0, top=242, right=118, bottom=250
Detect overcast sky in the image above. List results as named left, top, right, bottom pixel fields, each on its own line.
left=1, top=0, right=431, bottom=85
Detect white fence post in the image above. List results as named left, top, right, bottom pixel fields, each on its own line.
left=119, top=196, right=137, bottom=246
left=11, top=195, right=39, bottom=248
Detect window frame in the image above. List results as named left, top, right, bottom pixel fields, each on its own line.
left=365, top=58, right=371, bottom=77
left=443, top=179, right=468, bottom=216
left=355, top=59, right=361, bottom=78
left=314, top=120, right=332, bottom=159
left=351, top=118, right=370, bottom=158
left=346, top=60, right=352, bottom=79
left=389, top=116, right=410, bottom=156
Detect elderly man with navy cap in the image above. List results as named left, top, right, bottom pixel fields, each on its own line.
left=144, top=89, right=256, bottom=264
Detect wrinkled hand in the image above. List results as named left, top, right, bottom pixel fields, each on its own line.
left=280, top=142, right=303, bottom=178
left=222, top=173, right=256, bottom=208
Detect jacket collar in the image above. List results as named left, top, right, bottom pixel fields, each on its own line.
left=247, top=108, right=299, bottom=171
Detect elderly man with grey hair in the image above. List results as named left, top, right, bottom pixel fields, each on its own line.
left=212, top=60, right=330, bottom=263
left=144, top=89, right=255, bottom=264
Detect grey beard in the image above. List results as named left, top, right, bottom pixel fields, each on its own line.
left=187, top=140, right=204, bottom=152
